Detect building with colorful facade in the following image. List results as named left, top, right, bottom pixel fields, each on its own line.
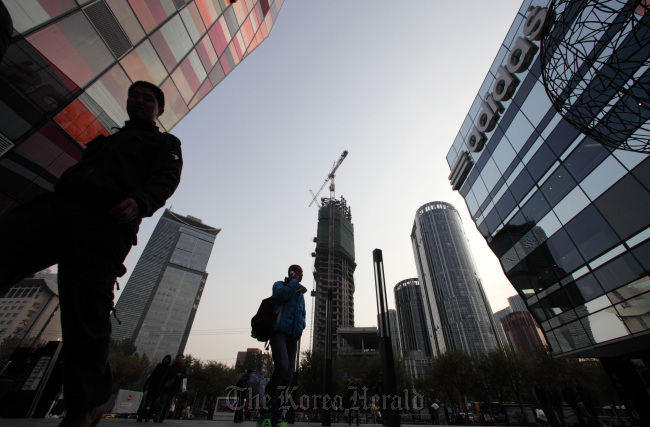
left=0, top=0, right=283, bottom=216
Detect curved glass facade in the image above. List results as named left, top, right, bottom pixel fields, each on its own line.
left=411, top=201, right=500, bottom=357
left=394, top=278, right=432, bottom=358
left=445, top=0, right=650, bottom=360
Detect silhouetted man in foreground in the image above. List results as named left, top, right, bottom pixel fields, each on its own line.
left=0, top=81, right=183, bottom=427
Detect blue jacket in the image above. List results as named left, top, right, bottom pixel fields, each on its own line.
left=271, top=278, right=307, bottom=339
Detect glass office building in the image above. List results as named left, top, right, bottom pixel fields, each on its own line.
left=446, top=0, right=650, bottom=419
left=0, top=0, right=283, bottom=215
left=411, top=202, right=500, bottom=358
left=111, top=209, right=219, bottom=361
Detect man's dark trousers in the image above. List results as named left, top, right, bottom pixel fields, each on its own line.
left=0, top=192, right=133, bottom=412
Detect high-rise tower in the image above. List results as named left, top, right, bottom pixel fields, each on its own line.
left=311, top=197, right=356, bottom=352
left=393, top=278, right=432, bottom=358
left=394, top=278, right=432, bottom=379
left=111, top=209, right=219, bottom=361
left=411, top=201, right=500, bottom=357
left=1, top=0, right=284, bottom=217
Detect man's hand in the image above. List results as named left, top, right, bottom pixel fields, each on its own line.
left=109, top=198, right=139, bottom=223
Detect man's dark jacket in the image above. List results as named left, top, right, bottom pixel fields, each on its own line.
left=55, top=118, right=182, bottom=234
left=144, top=362, right=170, bottom=391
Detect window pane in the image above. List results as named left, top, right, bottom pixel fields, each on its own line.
left=26, top=11, right=113, bottom=87
left=180, top=2, right=206, bottom=43
left=150, top=15, right=194, bottom=72
left=581, top=307, right=629, bottom=344
left=593, top=253, right=645, bottom=293
left=564, top=137, right=610, bottom=182
left=595, top=175, right=650, bottom=240
left=5, top=0, right=77, bottom=33
left=565, top=205, right=620, bottom=262
left=158, top=78, right=188, bottom=131
left=120, top=40, right=167, bottom=85
left=540, top=165, right=575, bottom=206
left=608, top=275, right=650, bottom=304
left=545, top=229, right=585, bottom=274
left=128, top=0, right=176, bottom=33
left=615, top=292, right=650, bottom=333
left=84, top=64, right=132, bottom=127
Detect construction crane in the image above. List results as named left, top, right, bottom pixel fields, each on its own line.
left=309, top=150, right=348, bottom=207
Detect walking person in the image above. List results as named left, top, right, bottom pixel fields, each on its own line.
left=138, top=354, right=172, bottom=422
left=155, top=354, right=187, bottom=423
left=345, top=378, right=360, bottom=426
left=258, top=265, right=307, bottom=427
left=235, top=369, right=252, bottom=423
left=0, top=81, right=182, bottom=427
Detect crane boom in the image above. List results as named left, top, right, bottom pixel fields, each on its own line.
left=308, top=150, right=348, bottom=207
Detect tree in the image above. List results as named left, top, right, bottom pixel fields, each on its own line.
left=185, top=357, right=237, bottom=411
left=108, top=339, right=150, bottom=393
left=427, top=349, right=478, bottom=414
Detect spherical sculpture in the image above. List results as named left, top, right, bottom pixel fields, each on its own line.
left=540, top=0, right=650, bottom=152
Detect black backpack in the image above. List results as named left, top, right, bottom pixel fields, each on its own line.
left=251, top=297, right=277, bottom=343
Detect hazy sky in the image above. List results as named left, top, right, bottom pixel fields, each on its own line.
left=114, top=0, right=528, bottom=365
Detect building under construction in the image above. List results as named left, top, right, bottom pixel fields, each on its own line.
left=311, top=196, right=357, bottom=352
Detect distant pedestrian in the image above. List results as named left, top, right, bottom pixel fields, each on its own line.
left=345, top=378, right=360, bottom=426
left=235, top=369, right=252, bottom=423
left=258, top=265, right=307, bottom=427
left=429, top=402, right=440, bottom=425
left=138, top=354, right=171, bottom=422
left=155, top=354, right=187, bottom=423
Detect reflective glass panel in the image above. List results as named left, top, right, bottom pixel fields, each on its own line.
left=120, top=40, right=167, bottom=85
left=545, top=228, right=585, bottom=274
left=150, top=15, right=194, bottom=72
left=593, top=253, right=645, bottom=293
left=519, top=82, right=553, bottom=126
left=171, top=51, right=207, bottom=103
left=5, top=0, right=77, bottom=33
left=195, top=0, right=222, bottom=28
left=159, top=78, right=188, bottom=131
left=608, top=275, right=650, bottom=304
left=180, top=2, right=206, bottom=43
left=504, top=112, right=535, bottom=152
left=614, top=293, right=650, bottom=333
left=208, top=16, right=231, bottom=57
left=581, top=307, right=629, bottom=344
left=553, top=186, right=590, bottom=225
left=84, top=64, right=131, bottom=128
left=554, top=320, right=592, bottom=352
left=564, top=205, right=620, bottom=262
left=26, top=11, right=113, bottom=88
left=564, top=137, right=610, bottom=182
left=595, top=175, right=650, bottom=240
left=128, top=0, right=176, bottom=33
left=564, top=276, right=598, bottom=305
left=540, top=165, right=576, bottom=206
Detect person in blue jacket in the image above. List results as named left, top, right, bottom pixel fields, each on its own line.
left=260, top=265, right=307, bottom=427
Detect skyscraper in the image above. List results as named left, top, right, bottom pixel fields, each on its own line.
left=445, top=0, right=650, bottom=419
left=111, top=209, right=219, bottom=361
left=394, top=278, right=431, bottom=379
left=312, top=197, right=356, bottom=352
left=393, top=278, right=431, bottom=358
left=0, top=0, right=283, bottom=217
left=411, top=201, right=500, bottom=357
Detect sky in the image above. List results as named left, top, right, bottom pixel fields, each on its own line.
left=113, top=0, right=528, bottom=366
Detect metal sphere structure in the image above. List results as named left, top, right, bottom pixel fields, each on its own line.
left=540, top=0, right=650, bottom=152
